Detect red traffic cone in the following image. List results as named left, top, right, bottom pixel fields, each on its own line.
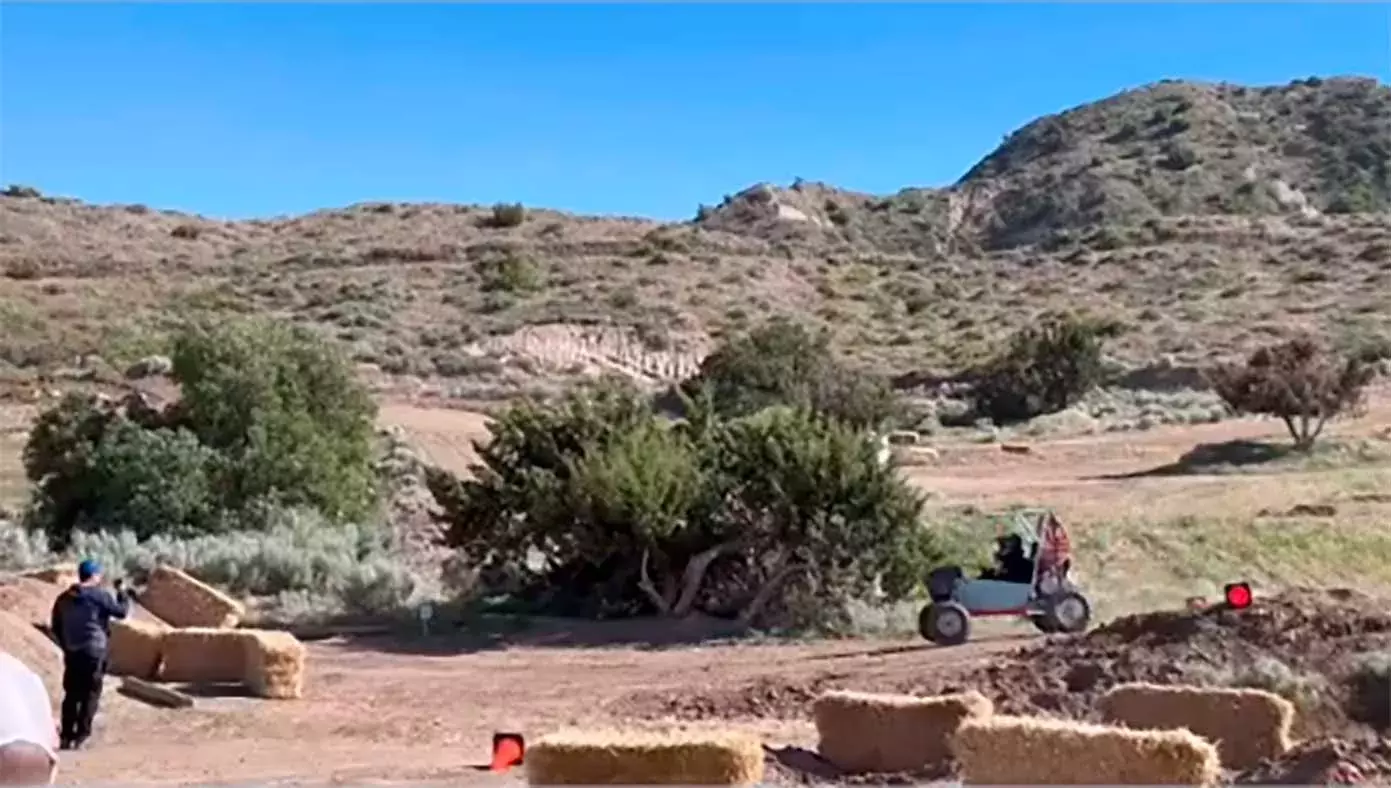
left=490, top=732, right=525, bottom=772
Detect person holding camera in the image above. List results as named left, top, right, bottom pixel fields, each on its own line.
left=49, top=560, right=129, bottom=751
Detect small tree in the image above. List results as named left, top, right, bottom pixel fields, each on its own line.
left=172, top=318, right=379, bottom=522
left=708, top=406, right=934, bottom=627
left=971, top=313, right=1109, bottom=423
left=1208, top=335, right=1374, bottom=450
left=684, top=318, right=899, bottom=430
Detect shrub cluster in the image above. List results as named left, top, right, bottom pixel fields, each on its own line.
left=22, top=318, right=379, bottom=549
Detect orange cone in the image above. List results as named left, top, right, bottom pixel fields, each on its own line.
left=490, top=733, right=525, bottom=772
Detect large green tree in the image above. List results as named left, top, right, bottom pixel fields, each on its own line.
left=427, top=380, right=936, bottom=627
left=23, top=318, right=380, bottom=547
left=171, top=318, right=379, bottom=521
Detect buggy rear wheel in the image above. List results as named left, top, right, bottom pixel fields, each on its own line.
left=1029, top=614, right=1059, bottom=634
left=1041, top=591, right=1091, bottom=634
left=919, top=602, right=971, bottom=646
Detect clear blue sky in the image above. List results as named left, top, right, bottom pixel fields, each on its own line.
left=2, top=3, right=1387, bottom=221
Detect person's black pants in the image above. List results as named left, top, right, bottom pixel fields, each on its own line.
left=60, top=651, right=107, bottom=745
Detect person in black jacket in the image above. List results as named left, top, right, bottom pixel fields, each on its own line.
left=49, top=560, right=129, bottom=751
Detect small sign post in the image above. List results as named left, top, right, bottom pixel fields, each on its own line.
left=417, top=601, right=434, bottom=637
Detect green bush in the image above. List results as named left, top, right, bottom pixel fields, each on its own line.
left=170, top=318, right=379, bottom=521
left=486, top=202, right=527, bottom=228
left=427, top=380, right=935, bottom=629
left=22, top=318, right=380, bottom=547
left=971, top=312, right=1109, bottom=424
left=683, top=318, right=900, bottom=430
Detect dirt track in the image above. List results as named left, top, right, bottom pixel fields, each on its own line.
left=60, top=624, right=1033, bottom=784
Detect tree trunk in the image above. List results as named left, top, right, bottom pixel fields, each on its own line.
left=637, top=549, right=674, bottom=615
left=639, top=544, right=738, bottom=618
left=671, top=543, right=736, bottom=617
left=1281, top=415, right=1299, bottom=447
left=736, top=557, right=806, bottom=628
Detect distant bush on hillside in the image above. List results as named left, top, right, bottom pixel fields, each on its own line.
left=682, top=318, right=900, bottom=430
left=485, top=202, right=527, bottom=228
left=970, top=313, right=1112, bottom=424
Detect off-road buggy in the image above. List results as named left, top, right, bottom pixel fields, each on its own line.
left=918, top=508, right=1091, bottom=646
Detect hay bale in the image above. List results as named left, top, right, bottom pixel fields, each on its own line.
left=1098, top=682, right=1294, bottom=770
left=813, top=689, right=992, bottom=773
left=108, top=618, right=168, bottom=679
left=21, top=566, right=77, bottom=587
left=243, top=630, right=307, bottom=700
left=0, top=610, right=62, bottom=702
left=139, top=566, right=244, bottom=628
left=952, top=714, right=1221, bottom=785
left=525, top=728, right=765, bottom=785
left=158, top=628, right=258, bottom=683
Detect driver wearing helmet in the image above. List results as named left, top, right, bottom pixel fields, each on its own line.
left=986, top=534, right=1035, bottom=584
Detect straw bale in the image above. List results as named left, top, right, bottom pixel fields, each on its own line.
left=21, top=566, right=77, bottom=588
left=813, top=689, right=993, bottom=773
left=0, top=610, right=62, bottom=702
left=243, top=629, right=307, bottom=700
left=525, top=728, right=765, bottom=785
left=140, top=566, right=244, bottom=628
left=952, top=714, right=1221, bottom=785
left=158, top=628, right=258, bottom=683
left=1098, top=682, right=1294, bottom=770
left=108, top=618, right=168, bottom=679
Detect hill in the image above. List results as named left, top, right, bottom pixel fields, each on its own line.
left=1, top=75, right=1387, bottom=399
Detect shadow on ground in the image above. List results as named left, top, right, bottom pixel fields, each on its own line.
left=1091, top=439, right=1292, bottom=479
left=163, top=681, right=258, bottom=699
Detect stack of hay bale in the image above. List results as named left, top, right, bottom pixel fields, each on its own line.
left=109, top=566, right=307, bottom=700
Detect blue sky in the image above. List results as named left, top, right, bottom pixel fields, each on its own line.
left=2, top=3, right=1387, bottom=221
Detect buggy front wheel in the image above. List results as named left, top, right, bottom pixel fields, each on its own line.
left=919, top=602, right=971, bottom=646
left=1041, top=591, right=1092, bottom=634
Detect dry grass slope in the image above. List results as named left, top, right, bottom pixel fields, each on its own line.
left=0, top=77, right=1386, bottom=396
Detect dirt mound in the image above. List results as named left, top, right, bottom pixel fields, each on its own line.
left=0, top=576, right=64, bottom=628
left=1235, top=736, right=1391, bottom=784
left=0, top=609, right=63, bottom=700
left=623, top=589, right=1391, bottom=741
left=952, top=587, right=1391, bottom=730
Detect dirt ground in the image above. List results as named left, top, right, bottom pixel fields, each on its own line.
left=60, top=624, right=1034, bottom=785
left=24, top=386, right=1391, bottom=784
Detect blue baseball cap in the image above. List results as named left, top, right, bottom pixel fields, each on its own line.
left=77, top=559, right=102, bottom=582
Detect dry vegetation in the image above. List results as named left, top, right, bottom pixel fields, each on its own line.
left=1, top=77, right=1388, bottom=399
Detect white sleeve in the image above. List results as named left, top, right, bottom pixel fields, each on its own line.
left=23, top=671, right=56, bottom=748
